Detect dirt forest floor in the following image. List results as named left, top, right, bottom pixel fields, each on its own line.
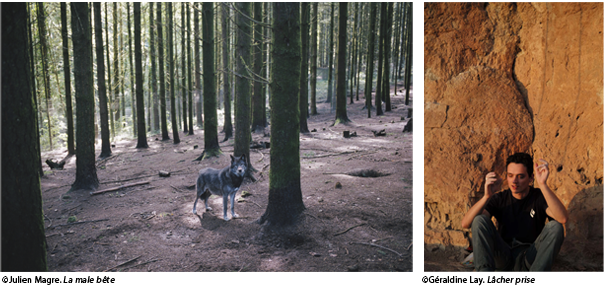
left=40, top=85, right=412, bottom=272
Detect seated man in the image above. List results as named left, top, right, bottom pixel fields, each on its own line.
left=461, top=152, right=568, bottom=271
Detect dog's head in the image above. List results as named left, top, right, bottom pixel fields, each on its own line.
left=230, top=154, right=247, bottom=178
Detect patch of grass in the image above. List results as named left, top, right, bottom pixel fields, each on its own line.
left=67, top=216, right=77, bottom=223
left=303, top=151, right=316, bottom=157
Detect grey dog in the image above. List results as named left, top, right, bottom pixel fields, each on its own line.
left=193, top=154, right=247, bottom=221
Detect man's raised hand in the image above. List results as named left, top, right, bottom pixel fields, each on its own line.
left=484, top=172, right=502, bottom=198
left=535, top=159, right=550, bottom=185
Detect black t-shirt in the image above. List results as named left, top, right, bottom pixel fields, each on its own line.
left=484, top=187, right=552, bottom=245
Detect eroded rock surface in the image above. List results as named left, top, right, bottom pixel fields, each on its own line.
left=424, top=2, right=602, bottom=269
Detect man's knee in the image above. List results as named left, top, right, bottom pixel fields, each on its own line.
left=471, top=214, right=492, bottom=233
left=543, top=220, right=565, bottom=242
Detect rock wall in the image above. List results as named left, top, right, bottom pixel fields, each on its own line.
left=424, top=2, right=603, bottom=268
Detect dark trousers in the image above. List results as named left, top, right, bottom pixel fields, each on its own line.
left=471, top=214, right=564, bottom=271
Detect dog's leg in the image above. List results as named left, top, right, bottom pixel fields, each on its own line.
left=229, top=192, right=239, bottom=219
left=193, top=195, right=199, bottom=214
left=222, top=194, right=230, bottom=221
left=202, top=190, right=212, bottom=211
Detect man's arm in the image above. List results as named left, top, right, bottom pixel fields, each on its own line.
left=535, top=159, right=568, bottom=224
left=461, top=172, right=499, bottom=229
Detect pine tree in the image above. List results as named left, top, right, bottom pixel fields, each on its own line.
left=94, top=3, right=112, bottom=158
left=258, top=2, right=305, bottom=228
left=1, top=2, right=47, bottom=271
left=202, top=2, right=221, bottom=158
left=71, top=2, right=99, bottom=191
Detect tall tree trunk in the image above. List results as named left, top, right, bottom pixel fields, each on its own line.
left=299, top=2, right=310, bottom=133
left=61, top=3, right=75, bottom=155
left=28, top=3, right=44, bottom=176
left=36, top=3, right=53, bottom=151
left=71, top=2, right=99, bottom=191
left=375, top=3, right=386, bottom=116
left=263, top=2, right=269, bottom=127
left=355, top=3, right=364, bottom=103
left=334, top=2, right=349, bottom=125
left=1, top=2, right=47, bottom=271
left=392, top=3, right=404, bottom=95
left=258, top=2, right=305, bottom=228
left=234, top=2, right=251, bottom=159
left=181, top=2, right=189, bottom=134
left=113, top=3, right=120, bottom=121
left=94, top=3, right=112, bottom=158
left=150, top=3, right=160, bottom=132
left=309, top=2, right=318, bottom=115
left=187, top=3, right=194, bottom=135
left=128, top=3, right=137, bottom=136
left=221, top=3, right=232, bottom=141
left=383, top=3, right=394, bottom=112
left=349, top=3, right=358, bottom=104
left=105, top=3, right=115, bottom=139
left=201, top=2, right=221, bottom=158
left=157, top=3, right=170, bottom=140
left=404, top=3, right=413, bottom=106
left=168, top=3, right=180, bottom=144
left=364, top=4, right=378, bottom=118
left=325, top=3, right=335, bottom=104
left=134, top=3, right=148, bottom=148
left=195, top=2, right=203, bottom=128
left=251, top=2, right=264, bottom=134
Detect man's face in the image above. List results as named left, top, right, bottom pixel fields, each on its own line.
left=506, top=162, right=533, bottom=196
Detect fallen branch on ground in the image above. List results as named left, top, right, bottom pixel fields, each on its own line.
left=53, top=218, right=109, bottom=228
left=334, top=223, right=366, bottom=236
left=123, top=257, right=161, bottom=271
left=302, top=150, right=358, bottom=159
left=350, top=242, right=403, bottom=258
left=103, top=255, right=142, bottom=272
left=100, top=175, right=154, bottom=185
left=90, top=181, right=150, bottom=196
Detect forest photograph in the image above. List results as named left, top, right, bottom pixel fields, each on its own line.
left=2, top=2, right=412, bottom=272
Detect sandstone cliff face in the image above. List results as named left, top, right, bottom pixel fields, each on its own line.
left=424, top=3, right=602, bottom=268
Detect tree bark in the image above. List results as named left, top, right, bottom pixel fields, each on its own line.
left=113, top=3, right=121, bottom=121
left=195, top=2, right=203, bottom=128
left=310, top=2, right=318, bottom=116
left=134, top=3, right=148, bottom=148
left=383, top=3, right=394, bottom=112
left=157, top=4, right=170, bottom=140
left=187, top=3, right=194, bottom=135
left=326, top=3, right=335, bottom=104
left=404, top=3, right=413, bottom=106
left=61, top=3, right=75, bottom=156
left=222, top=3, right=232, bottom=141
left=181, top=2, right=188, bottom=134
left=150, top=3, right=160, bottom=132
left=234, top=2, right=252, bottom=159
left=94, top=3, right=112, bottom=158
left=334, top=2, right=349, bottom=125
left=128, top=3, right=137, bottom=136
left=1, top=2, right=47, bottom=271
left=251, top=2, right=264, bottom=134
left=299, top=3, right=310, bottom=133
left=71, top=2, right=99, bottom=191
left=364, top=4, right=378, bottom=118
left=168, top=3, right=180, bottom=144
left=375, top=3, right=386, bottom=116
left=36, top=3, right=53, bottom=151
left=259, top=2, right=305, bottom=228
left=203, top=2, right=221, bottom=158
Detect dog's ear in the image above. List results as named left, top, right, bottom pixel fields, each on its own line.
left=230, top=154, right=235, bottom=162
left=241, top=154, right=246, bottom=162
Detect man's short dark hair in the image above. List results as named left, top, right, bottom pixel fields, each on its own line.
left=506, top=152, right=533, bottom=177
